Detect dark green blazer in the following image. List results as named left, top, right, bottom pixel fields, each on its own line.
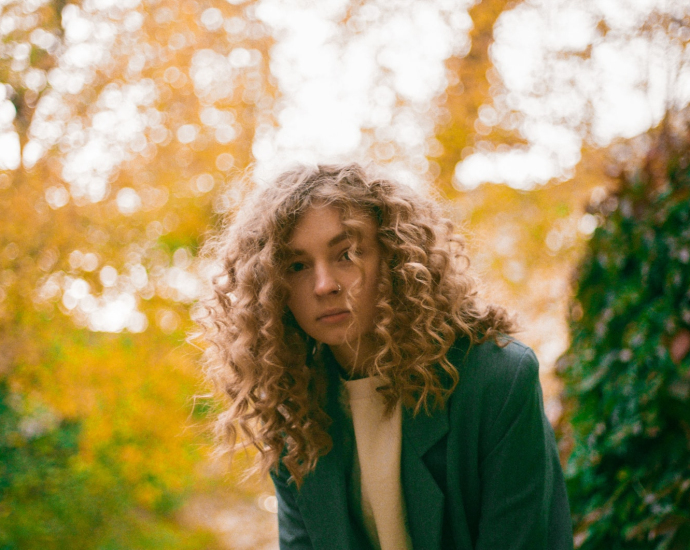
left=270, top=338, right=574, bottom=550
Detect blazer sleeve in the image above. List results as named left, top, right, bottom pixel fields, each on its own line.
left=270, top=463, right=315, bottom=550
left=475, top=346, right=574, bottom=550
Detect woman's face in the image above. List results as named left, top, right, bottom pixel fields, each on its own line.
left=285, top=204, right=381, bottom=367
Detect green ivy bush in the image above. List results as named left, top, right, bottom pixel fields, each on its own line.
left=558, top=122, right=690, bottom=549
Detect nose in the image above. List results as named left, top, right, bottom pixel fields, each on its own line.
left=313, top=264, right=340, bottom=297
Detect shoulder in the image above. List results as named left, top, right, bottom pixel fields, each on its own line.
left=445, top=336, right=542, bottom=435
left=448, top=335, right=539, bottom=391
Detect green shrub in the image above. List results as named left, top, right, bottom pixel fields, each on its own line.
left=558, top=122, right=690, bottom=549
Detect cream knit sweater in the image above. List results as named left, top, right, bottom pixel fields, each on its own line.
left=342, top=377, right=413, bottom=550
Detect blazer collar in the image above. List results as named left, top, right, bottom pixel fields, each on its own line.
left=295, top=354, right=451, bottom=550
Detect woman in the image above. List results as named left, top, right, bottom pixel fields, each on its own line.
left=198, top=163, right=573, bottom=550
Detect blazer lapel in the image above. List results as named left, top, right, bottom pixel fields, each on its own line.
left=294, top=361, right=370, bottom=550
left=295, top=435, right=368, bottom=550
left=401, top=404, right=449, bottom=550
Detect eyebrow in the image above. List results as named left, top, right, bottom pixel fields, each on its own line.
left=288, top=231, right=350, bottom=256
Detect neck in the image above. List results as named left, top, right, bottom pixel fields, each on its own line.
left=328, top=337, right=377, bottom=379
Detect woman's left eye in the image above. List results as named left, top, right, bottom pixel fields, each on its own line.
left=339, top=247, right=362, bottom=262
left=340, top=248, right=357, bottom=262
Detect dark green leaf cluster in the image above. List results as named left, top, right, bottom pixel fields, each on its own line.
left=558, top=135, right=690, bottom=549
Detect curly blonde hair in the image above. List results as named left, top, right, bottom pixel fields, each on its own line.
left=197, top=163, right=515, bottom=485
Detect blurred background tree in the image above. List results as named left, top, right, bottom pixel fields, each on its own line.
left=557, top=110, right=690, bottom=549
left=1, top=0, right=689, bottom=547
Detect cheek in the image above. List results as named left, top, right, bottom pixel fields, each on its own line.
left=286, top=292, right=299, bottom=315
left=286, top=283, right=308, bottom=318
left=366, top=258, right=381, bottom=294
left=358, top=263, right=381, bottom=307
left=286, top=302, right=308, bottom=333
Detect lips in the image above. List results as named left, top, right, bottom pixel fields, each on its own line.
left=317, top=309, right=351, bottom=323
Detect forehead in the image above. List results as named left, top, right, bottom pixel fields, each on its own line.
left=287, top=205, right=376, bottom=249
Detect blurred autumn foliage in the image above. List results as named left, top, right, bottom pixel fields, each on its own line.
left=0, top=0, right=688, bottom=547
left=1, top=0, right=272, bottom=546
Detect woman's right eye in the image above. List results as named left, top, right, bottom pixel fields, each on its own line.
left=288, top=262, right=306, bottom=273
